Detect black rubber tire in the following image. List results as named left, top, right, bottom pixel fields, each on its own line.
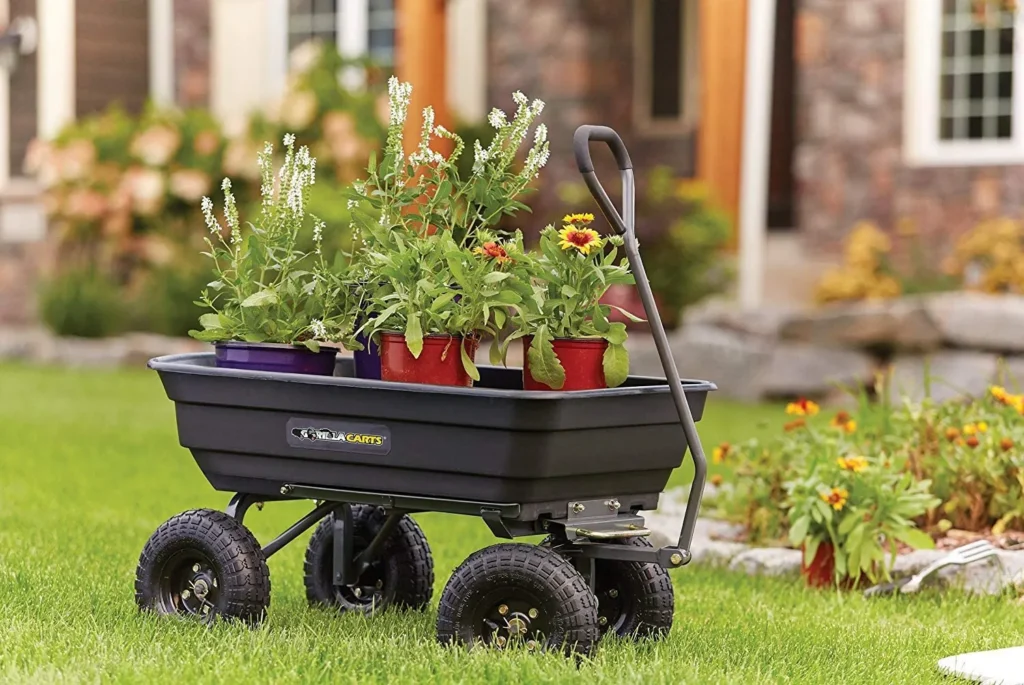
left=135, top=509, right=270, bottom=625
left=303, top=505, right=433, bottom=614
left=542, top=535, right=674, bottom=640
left=592, top=536, right=675, bottom=640
left=436, top=543, right=600, bottom=658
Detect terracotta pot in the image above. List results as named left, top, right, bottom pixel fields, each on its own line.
left=380, top=333, right=478, bottom=387
left=522, top=337, right=609, bottom=391
left=802, top=542, right=837, bottom=588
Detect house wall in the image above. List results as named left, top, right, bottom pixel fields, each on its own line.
left=794, top=0, right=1024, bottom=254
left=74, top=0, right=149, bottom=116
left=172, top=0, right=210, bottom=107
left=485, top=0, right=695, bottom=230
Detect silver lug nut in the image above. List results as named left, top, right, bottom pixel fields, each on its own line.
left=181, top=589, right=190, bottom=599
left=571, top=502, right=586, bottom=514
left=192, top=563, right=201, bottom=573
left=495, top=636, right=507, bottom=648
left=608, top=589, right=618, bottom=598
left=497, top=604, right=509, bottom=616
left=375, top=580, right=383, bottom=590
left=528, top=608, right=539, bottom=619
left=353, top=587, right=363, bottom=598
left=598, top=616, right=608, bottom=626
left=605, top=499, right=621, bottom=511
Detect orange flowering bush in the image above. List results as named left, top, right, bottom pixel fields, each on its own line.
left=712, top=377, right=1024, bottom=586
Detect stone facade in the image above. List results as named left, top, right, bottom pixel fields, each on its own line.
left=795, top=0, right=1024, bottom=255
left=173, top=0, right=212, bottom=107
left=485, top=0, right=695, bottom=231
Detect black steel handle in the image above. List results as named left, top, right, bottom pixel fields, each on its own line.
left=572, top=124, right=708, bottom=563
left=573, top=126, right=631, bottom=236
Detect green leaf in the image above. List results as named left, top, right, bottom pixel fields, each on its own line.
left=489, top=339, right=503, bottom=365
left=206, top=280, right=224, bottom=291
left=199, top=313, right=223, bottom=331
left=493, top=290, right=522, bottom=305
left=603, top=322, right=628, bottom=346
left=838, top=513, right=860, bottom=536
left=461, top=340, right=480, bottom=382
left=894, top=528, right=935, bottom=550
left=526, top=326, right=565, bottom=390
left=483, top=271, right=512, bottom=284
left=803, top=537, right=821, bottom=566
left=592, top=306, right=610, bottom=333
left=560, top=285, right=578, bottom=298
left=608, top=304, right=646, bottom=323
left=302, top=340, right=321, bottom=353
left=788, top=516, right=810, bottom=546
left=602, top=342, right=629, bottom=388
left=430, top=291, right=458, bottom=311
left=242, top=332, right=267, bottom=343
left=405, top=315, right=423, bottom=358
left=188, top=329, right=228, bottom=342
left=241, top=289, right=279, bottom=307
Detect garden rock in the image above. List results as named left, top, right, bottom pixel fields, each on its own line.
left=926, top=292, right=1024, bottom=354
left=631, top=324, right=773, bottom=401
left=889, top=351, right=1001, bottom=402
left=779, top=298, right=942, bottom=351
left=892, top=549, right=1024, bottom=595
left=758, top=343, right=875, bottom=398
left=727, top=548, right=803, bottom=577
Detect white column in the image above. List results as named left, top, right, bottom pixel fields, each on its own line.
left=211, top=0, right=273, bottom=134
left=0, top=0, right=10, bottom=186
left=148, top=0, right=174, bottom=107
left=446, top=0, right=486, bottom=122
left=264, top=0, right=288, bottom=101
left=737, top=0, right=777, bottom=310
left=36, top=0, right=76, bottom=140
left=338, top=0, right=367, bottom=89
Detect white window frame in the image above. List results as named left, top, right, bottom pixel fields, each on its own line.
left=269, top=0, right=395, bottom=97
left=905, top=0, right=1024, bottom=167
left=633, top=0, right=699, bottom=136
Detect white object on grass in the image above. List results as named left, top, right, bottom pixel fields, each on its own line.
left=938, top=647, right=1024, bottom=685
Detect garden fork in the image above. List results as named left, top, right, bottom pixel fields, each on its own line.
left=863, top=540, right=998, bottom=597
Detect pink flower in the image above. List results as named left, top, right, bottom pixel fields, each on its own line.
left=193, top=130, right=221, bottom=157
left=280, top=90, right=318, bottom=131
left=58, top=140, right=97, bottom=181
left=123, top=167, right=165, bottom=216
left=131, top=125, right=181, bottom=166
left=64, top=189, right=108, bottom=221
left=222, top=138, right=260, bottom=180
left=169, top=169, right=212, bottom=202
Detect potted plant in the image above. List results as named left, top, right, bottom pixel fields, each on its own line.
left=511, top=213, right=639, bottom=391
left=358, top=229, right=530, bottom=386
left=344, top=78, right=549, bottom=385
left=785, top=454, right=938, bottom=588
left=188, top=135, right=355, bottom=375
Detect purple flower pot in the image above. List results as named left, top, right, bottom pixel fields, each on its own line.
left=352, top=333, right=381, bottom=380
left=214, top=341, right=338, bottom=376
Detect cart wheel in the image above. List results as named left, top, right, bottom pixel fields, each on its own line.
left=591, top=536, right=674, bottom=640
left=303, top=505, right=433, bottom=614
left=436, top=543, right=600, bottom=657
left=134, top=509, right=270, bottom=625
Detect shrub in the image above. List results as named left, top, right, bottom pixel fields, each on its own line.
left=39, top=268, right=124, bottom=338
left=132, top=260, right=210, bottom=338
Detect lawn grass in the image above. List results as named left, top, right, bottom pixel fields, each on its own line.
left=2, top=363, right=1023, bottom=683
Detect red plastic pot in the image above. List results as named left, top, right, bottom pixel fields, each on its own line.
left=522, top=337, right=609, bottom=391
left=802, top=542, right=837, bottom=588
left=380, top=333, right=479, bottom=387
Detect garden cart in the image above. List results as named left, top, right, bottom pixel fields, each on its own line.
left=136, top=125, right=715, bottom=657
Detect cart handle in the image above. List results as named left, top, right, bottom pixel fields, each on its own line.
left=573, top=124, right=708, bottom=560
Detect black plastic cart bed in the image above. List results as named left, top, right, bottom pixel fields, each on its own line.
left=134, top=125, right=716, bottom=658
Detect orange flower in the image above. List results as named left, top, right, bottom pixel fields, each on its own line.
left=1001, top=437, right=1014, bottom=451
left=786, top=398, right=820, bottom=417
left=784, top=419, right=807, bottom=432
left=837, top=456, right=869, bottom=473
left=966, top=436, right=980, bottom=448
left=991, top=385, right=1010, bottom=403
left=820, top=487, right=849, bottom=511
left=473, top=241, right=512, bottom=264
left=712, top=442, right=731, bottom=464
left=963, top=422, right=987, bottom=436
left=945, top=427, right=961, bottom=442
left=710, top=474, right=724, bottom=487
left=829, top=412, right=857, bottom=433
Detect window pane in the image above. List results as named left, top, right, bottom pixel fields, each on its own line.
left=938, top=0, right=1015, bottom=141
left=649, top=0, right=683, bottom=119
left=368, top=0, right=397, bottom=68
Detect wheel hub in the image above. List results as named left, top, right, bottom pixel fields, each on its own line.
left=160, top=553, right=220, bottom=619
left=480, top=596, right=548, bottom=648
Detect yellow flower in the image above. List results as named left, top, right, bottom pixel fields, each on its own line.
left=991, top=385, right=1010, bottom=403
left=786, top=398, right=820, bottom=417
left=820, top=487, right=849, bottom=511
left=837, top=456, right=869, bottom=473
left=963, top=422, right=987, bottom=436
left=712, top=442, right=731, bottom=464
left=558, top=225, right=603, bottom=255
left=562, top=213, right=595, bottom=226
left=829, top=411, right=856, bottom=433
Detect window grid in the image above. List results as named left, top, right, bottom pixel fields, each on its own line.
left=287, top=0, right=396, bottom=69
left=939, top=0, right=1015, bottom=141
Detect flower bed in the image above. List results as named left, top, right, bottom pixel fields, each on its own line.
left=710, top=382, right=1024, bottom=587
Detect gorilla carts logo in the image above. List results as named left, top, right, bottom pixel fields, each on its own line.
left=291, top=426, right=386, bottom=447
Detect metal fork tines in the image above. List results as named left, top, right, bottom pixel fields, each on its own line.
left=900, top=540, right=999, bottom=594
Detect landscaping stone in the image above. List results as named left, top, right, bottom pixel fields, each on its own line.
left=0, top=327, right=209, bottom=368
left=630, top=324, right=773, bottom=401
left=758, top=343, right=875, bottom=399
left=778, top=298, right=942, bottom=351
left=925, top=292, right=1024, bottom=354
left=889, top=351, right=1001, bottom=402
left=728, top=547, right=803, bottom=577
